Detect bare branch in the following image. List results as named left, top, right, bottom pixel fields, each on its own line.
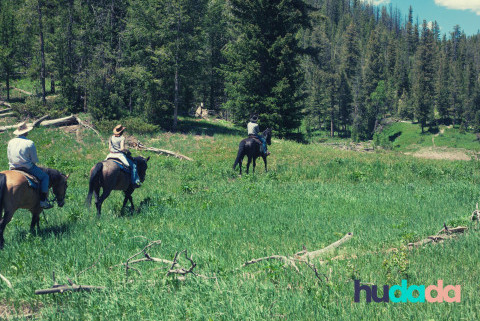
left=0, top=273, right=12, bottom=289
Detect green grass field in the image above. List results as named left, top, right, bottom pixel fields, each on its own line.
left=0, top=119, right=479, bottom=320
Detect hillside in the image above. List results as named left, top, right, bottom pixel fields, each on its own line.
left=0, top=119, right=479, bottom=319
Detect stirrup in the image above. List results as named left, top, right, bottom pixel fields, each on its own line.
left=40, top=200, right=53, bottom=209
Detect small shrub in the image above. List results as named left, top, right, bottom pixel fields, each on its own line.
left=94, top=117, right=159, bottom=135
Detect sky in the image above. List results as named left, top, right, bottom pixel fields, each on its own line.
left=369, top=0, right=480, bottom=36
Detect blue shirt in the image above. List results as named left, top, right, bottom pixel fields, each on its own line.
left=7, top=136, right=39, bottom=169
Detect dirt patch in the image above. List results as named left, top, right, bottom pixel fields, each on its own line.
left=0, top=300, right=41, bottom=319
left=405, top=147, right=472, bottom=161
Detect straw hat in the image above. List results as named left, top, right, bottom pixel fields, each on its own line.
left=13, top=122, right=34, bottom=136
left=113, top=124, right=126, bottom=136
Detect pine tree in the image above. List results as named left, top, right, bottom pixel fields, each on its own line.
left=223, top=0, right=312, bottom=137
left=0, top=0, right=20, bottom=101
left=414, top=20, right=436, bottom=132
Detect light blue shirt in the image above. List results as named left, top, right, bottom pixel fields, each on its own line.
left=7, top=136, right=39, bottom=169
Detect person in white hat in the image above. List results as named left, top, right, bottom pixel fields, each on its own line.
left=247, top=114, right=270, bottom=156
left=7, top=122, right=52, bottom=209
left=105, top=124, right=141, bottom=187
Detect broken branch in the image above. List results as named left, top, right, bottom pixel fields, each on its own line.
left=0, top=273, right=12, bottom=289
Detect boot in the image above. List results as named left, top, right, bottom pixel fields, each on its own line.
left=40, top=193, right=53, bottom=209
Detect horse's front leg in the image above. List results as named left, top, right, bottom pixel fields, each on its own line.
left=262, top=155, right=268, bottom=172
left=0, top=210, right=14, bottom=249
left=123, top=187, right=135, bottom=211
left=30, top=207, right=43, bottom=234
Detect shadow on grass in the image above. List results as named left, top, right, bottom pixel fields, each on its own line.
left=15, top=222, right=72, bottom=243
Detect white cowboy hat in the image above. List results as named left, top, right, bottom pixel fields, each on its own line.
left=13, top=121, right=34, bottom=136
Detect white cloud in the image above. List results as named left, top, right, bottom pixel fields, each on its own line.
left=369, top=0, right=391, bottom=5
left=434, top=0, right=480, bottom=15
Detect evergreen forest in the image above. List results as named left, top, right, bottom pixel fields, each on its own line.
left=1, top=0, right=479, bottom=140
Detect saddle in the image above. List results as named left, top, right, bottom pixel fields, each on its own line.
left=106, top=158, right=131, bottom=174
left=248, top=135, right=261, bottom=144
left=12, top=169, right=40, bottom=190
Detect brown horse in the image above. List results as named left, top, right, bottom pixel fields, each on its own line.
left=0, top=168, right=69, bottom=249
left=85, top=156, right=150, bottom=217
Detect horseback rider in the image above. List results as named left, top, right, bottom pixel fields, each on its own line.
left=105, top=125, right=141, bottom=187
left=247, top=114, right=270, bottom=156
left=7, top=122, right=53, bottom=209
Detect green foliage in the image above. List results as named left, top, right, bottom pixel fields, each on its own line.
left=0, top=121, right=479, bottom=319
left=94, top=117, right=160, bottom=135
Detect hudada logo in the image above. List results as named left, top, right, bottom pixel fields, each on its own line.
left=354, top=280, right=461, bottom=303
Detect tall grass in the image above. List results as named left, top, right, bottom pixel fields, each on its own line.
left=0, top=123, right=478, bottom=320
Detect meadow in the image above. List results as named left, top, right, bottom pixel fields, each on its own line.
left=0, top=119, right=479, bottom=320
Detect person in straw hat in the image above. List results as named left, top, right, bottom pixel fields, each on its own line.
left=105, top=124, right=141, bottom=187
left=7, top=122, right=53, bottom=209
left=247, top=114, right=270, bottom=156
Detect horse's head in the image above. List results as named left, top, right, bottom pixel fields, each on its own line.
left=263, top=128, right=272, bottom=145
left=52, top=173, right=69, bottom=207
left=134, top=156, right=150, bottom=183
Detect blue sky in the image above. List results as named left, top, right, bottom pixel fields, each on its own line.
left=370, top=0, right=480, bottom=36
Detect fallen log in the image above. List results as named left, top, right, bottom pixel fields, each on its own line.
left=242, top=233, right=353, bottom=280
left=0, top=107, right=12, bottom=114
left=0, top=101, right=11, bottom=108
left=35, top=284, right=105, bottom=295
left=34, top=271, right=104, bottom=295
left=143, top=147, right=194, bottom=161
left=32, top=115, right=49, bottom=127
left=39, top=115, right=77, bottom=127
left=74, top=115, right=104, bottom=142
left=128, top=139, right=194, bottom=161
left=110, top=240, right=212, bottom=280
left=408, top=225, right=468, bottom=249
left=0, top=112, right=14, bottom=118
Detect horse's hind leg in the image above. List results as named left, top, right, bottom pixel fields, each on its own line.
left=252, top=158, right=257, bottom=174
left=246, top=157, right=252, bottom=174
left=96, top=188, right=112, bottom=218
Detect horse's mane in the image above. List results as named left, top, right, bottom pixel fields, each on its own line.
left=38, top=167, right=65, bottom=184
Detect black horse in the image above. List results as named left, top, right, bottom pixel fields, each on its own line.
left=233, top=128, right=272, bottom=175
left=85, top=156, right=149, bottom=217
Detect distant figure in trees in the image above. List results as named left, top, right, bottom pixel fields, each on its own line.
left=106, top=125, right=141, bottom=187
left=247, top=115, right=270, bottom=156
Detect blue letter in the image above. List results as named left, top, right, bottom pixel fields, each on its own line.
left=407, top=285, right=425, bottom=303
left=389, top=280, right=408, bottom=303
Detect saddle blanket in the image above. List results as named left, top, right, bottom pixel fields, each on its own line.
left=12, top=169, right=40, bottom=190
left=106, top=158, right=131, bottom=174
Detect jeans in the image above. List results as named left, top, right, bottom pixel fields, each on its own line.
left=126, top=157, right=140, bottom=185
left=256, top=135, right=268, bottom=153
left=25, top=164, right=49, bottom=193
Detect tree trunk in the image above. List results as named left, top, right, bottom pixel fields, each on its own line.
left=330, top=109, right=334, bottom=137
left=37, top=0, right=46, bottom=105
left=50, top=74, right=55, bottom=94
left=173, top=10, right=181, bottom=131
left=6, top=71, right=10, bottom=101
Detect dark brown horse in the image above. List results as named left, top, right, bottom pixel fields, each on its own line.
left=0, top=168, right=69, bottom=249
left=233, top=128, right=272, bottom=175
left=85, top=156, right=150, bottom=217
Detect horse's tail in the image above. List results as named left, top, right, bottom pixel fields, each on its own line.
left=0, top=173, right=6, bottom=212
left=85, top=162, right=103, bottom=208
left=233, top=140, right=246, bottom=170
